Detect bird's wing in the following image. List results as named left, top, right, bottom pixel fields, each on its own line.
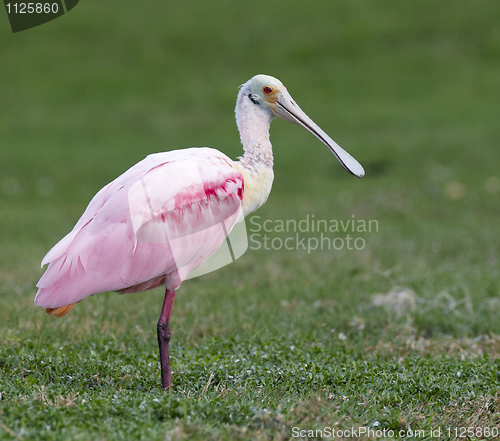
left=35, top=148, right=244, bottom=308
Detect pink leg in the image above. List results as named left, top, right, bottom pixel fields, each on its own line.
left=157, top=288, right=176, bottom=390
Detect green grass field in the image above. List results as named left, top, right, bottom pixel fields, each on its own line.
left=1, top=1, right=500, bottom=439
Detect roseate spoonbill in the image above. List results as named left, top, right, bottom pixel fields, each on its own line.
left=35, top=74, right=364, bottom=390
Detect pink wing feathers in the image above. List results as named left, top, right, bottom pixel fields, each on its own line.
left=35, top=147, right=244, bottom=309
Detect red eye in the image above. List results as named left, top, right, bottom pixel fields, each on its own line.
left=263, top=86, right=272, bottom=94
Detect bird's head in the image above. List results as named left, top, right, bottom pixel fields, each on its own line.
left=248, top=74, right=284, bottom=114
left=246, top=74, right=365, bottom=178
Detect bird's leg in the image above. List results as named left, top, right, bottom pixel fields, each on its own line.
left=157, top=288, right=176, bottom=390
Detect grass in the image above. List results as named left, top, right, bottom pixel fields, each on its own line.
left=1, top=0, right=500, bottom=439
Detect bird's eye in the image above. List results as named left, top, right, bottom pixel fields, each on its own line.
left=263, top=86, right=273, bottom=94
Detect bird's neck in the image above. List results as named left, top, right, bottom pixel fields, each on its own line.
left=235, top=88, right=274, bottom=170
left=233, top=86, right=275, bottom=216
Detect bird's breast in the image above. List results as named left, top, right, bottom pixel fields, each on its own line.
left=233, top=162, right=274, bottom=217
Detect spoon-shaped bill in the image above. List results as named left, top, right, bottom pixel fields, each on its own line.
left=275, top=91, right=365, bottom=178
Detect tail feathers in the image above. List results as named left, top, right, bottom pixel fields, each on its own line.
left=45, top=303, right=76, bottom=318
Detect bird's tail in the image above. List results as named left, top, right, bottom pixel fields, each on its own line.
left=45, top=303, right=75, bottom=318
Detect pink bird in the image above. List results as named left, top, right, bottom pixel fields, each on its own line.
left=35, top=74, right=364, bottom=390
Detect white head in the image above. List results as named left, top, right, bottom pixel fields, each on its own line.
left=244, top=74, right=364, bottom=178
